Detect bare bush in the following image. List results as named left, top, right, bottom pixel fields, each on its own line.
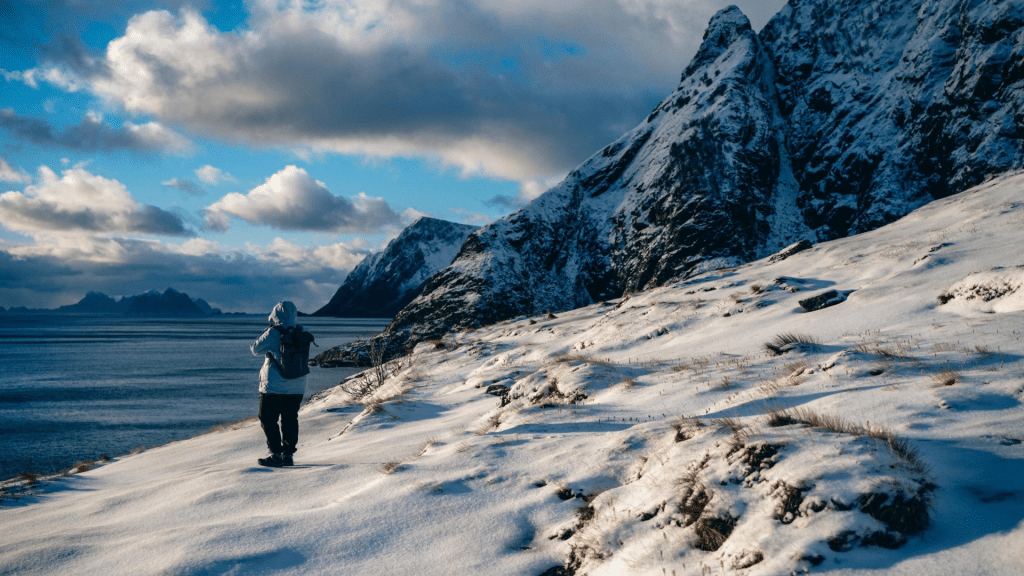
left=341, top=334, right=407, bottom=401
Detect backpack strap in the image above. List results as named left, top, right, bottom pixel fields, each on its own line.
left=266, top=325, right=288, bottom=375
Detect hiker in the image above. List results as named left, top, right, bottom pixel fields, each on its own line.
left=251, top=301, right=314, bottom=467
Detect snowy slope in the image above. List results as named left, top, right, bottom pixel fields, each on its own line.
left=387, top=0, right=1024, bottom=344
left=3, top=172, right=1023, bottom=576
left=313, top=217, right=478, bottom=318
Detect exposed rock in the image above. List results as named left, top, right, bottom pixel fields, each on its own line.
left=768, top=240, right=813, bottom=263
left=798, top=290, right=848, bottom=312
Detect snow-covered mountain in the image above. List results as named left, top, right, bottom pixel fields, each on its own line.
left=387, top=0, right=1024, bottom=343
left=313, top=217, right=479, bottom=318
left=5, top=172, right=1023, bottom=576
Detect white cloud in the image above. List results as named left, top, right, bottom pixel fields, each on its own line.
left=0, top=159, right=32, bottom=184
left=162, top=177, right=205, bottom=196
left=1, top=65, right=88, bottom=92
left=246, top=237, right=373, bottom=271
left=76, top=1, right=787, bottom=184
left=203, top=165, right=403, bottom=233
left=124, top=120, right=195, bottom=155
left=1, top=67, right=39, bottom=88
left=195, top=164, right=236, bottom=185
left=0, top=166, right=194, bottom=237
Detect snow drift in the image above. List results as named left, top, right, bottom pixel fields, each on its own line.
left=3, top=171, right=1023, bottom=576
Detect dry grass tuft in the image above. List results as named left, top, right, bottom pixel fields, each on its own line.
left=419, top=437, right=441, bottom=455
left=673, top=415, right=705, bottom=442
left=712, top=416, right=745, bottom=436
left=764, top=333, right=819, bottom=356
left=769, top=407, right=927, bottom=473
left=713, top=376, right=733, bottom=391
left=972, top=344, right=994, bottom=357
left=69, top=460, right=95, bottom=474
left=379, top=460, right=404, bottom=475
left=930, top=368, right=959, bottom=387
left=765, top=405, right=800, bottom=427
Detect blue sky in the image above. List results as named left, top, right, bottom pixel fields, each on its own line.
left=1, top=0, right=785, bottom=313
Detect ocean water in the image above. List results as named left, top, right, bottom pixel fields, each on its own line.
left=0, top=313, right=388, bottom=481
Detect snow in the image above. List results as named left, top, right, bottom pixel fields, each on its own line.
left=3, top=173, right=1024, bottom=575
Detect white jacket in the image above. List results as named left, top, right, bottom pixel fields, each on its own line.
left=251, top=301, right=308, bottom=395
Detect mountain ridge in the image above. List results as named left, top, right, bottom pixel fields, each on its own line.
left=382, top=0, right=1024, bottom=346
left=1, top=288, right=222, bottom=316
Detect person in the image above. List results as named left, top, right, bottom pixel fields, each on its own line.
left=251, top=301, right=306, bottom=467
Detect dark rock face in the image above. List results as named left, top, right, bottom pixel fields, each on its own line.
left=798, top=290, right=848, bottom=312
left=313, top=217, right=478, bottom=318
left=381, top=0, right=1024, bottom=344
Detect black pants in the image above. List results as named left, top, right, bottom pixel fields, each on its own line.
left=258, top=393, right=303, bottom=455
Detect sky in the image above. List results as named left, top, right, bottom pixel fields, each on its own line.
left=0, top=0, right=787, bottom=313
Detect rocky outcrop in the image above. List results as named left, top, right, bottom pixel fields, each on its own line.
left=363, top=0, right=1024, bottom=348
left=313, top=217, right=478, bottom=318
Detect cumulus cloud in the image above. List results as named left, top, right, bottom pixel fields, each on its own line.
left=0, top=108, right=194, bottom=155
left=195, top=164, right=235, bottom=185
left=0, top=158, right=32, bottom=184
left=162, top=177, right=205, bottom=196
left=0, top=166, right=195, bottom=236
left=0, top=233, right=376, bottom=313
left=69, top=1, right=785, bottom=183
left=203, top=165, right=403, bottom=233
left=245, top=237, right=373, bottom=271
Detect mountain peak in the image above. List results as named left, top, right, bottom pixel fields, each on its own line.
left=368, top=0, right=1024, bottom=351
left=682, top=5, right=755, bottom=78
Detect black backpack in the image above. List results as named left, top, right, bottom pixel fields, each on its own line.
left=268, top=325, right=316, bottom=379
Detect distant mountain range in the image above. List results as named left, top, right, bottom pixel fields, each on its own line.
left=2, top=288, right=222, bottom=317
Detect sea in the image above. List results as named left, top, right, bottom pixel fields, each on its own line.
left=0, top=313, right=389, bottom=481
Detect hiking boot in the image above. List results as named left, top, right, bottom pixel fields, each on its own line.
left=282, top=454, right=294, bottom=466
left=258, top=453, right=285, bottom=467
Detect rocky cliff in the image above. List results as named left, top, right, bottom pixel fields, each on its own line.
left=383, top=0, right=1024, bottom=344
left=313, top=217, right=478, bottom=318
